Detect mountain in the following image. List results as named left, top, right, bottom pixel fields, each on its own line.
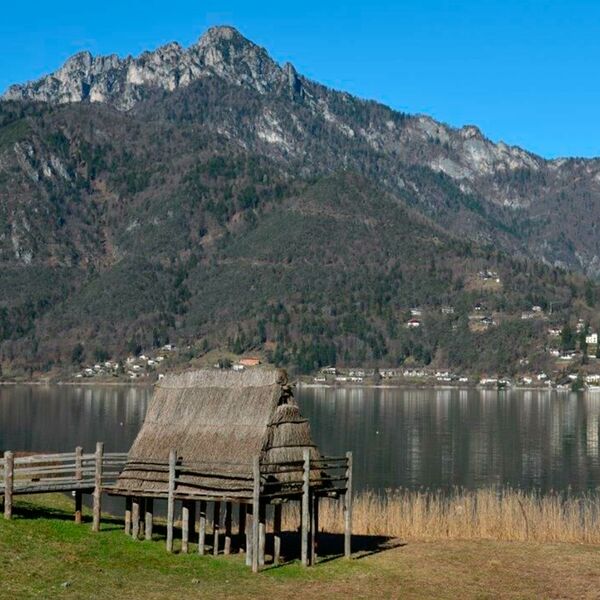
left=0, top=26, right=598, bottom=377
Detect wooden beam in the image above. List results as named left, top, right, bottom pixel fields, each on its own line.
left=74, top=446, right=83, bottom=524
left=273, top=503, right=282, bottom=566
left=301, top=448, right=310, bottom=567
left=344, top=451, right=353, bottom=559
left=3, top=451, right=13, bottom=520
left=92, top=442, right=104, bottom=532
left=224, top=502, right=232, bottom=555
left=166, top=449, right=176, bottom=552
left=252, top=456, right=260, bottom=573
left=213, top=501, right=221, bottom=556
left=145, top=498, right=153, bottom=540
left=198, top=500, right=207, bottom=555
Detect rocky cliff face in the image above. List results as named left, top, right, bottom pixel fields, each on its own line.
left=3, top=26, right=600, bottom=277
left=3, top=27, right=294, bottom=110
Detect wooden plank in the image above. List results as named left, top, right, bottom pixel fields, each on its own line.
left=273, top=504, right=282, bottom=566
left=252, top=456, right=260, bottom=573
left=4, top=451, right=14, bottom=520
left=344, top=451, right=353, bottom=559
left=181, top=501, right=190, bottom=553
left=92, top=442, right=104, bottom=532
left=301, top=448, right=310, bottom=567
left=166, top=449, right=176, bottom=552
left=132, top=498, right=140, bottom=539
left=213, top=501, right=221, bottom=556
left=198, top=500, right=207, bottom=556
left=224, top=502, right=232, bottom=555
left=145, top=498, right=154, bottom=540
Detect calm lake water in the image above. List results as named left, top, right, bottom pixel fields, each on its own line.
left=1, top=384, right=600, bottom=495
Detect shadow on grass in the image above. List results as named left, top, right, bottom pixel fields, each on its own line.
left=8, top=497, right=403, bottom=566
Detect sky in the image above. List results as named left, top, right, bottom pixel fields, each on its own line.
left=1, top=0, right=599, bottom=158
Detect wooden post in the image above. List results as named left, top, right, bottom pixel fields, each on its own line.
left=311, top=493, right=319, bottom=565
left=301, top=448, right=310, bottom=567
left=258, top=502, right=266, bottom=566
left=181, top=501, right=190, bottom=553
left=198, top=500, right=207, bottom=555
left=213, top=501, right=221, bottom=556
left=3, top=451, right=13, bottom=520
left=145, top=498, right=154, bottom=540
left=344, top=451, right=353, bottom=559
left=224, top=502, right=232, bottom=555
left=139, top=497, right=146, bottom=538
left=252, top=456, right=260, bottom=573
left=92, top=442, right=104, bottom=532
left=245, top=505, right=253, bottom=567
left=74, top=446, right=83, bottom=524
left=273, top=503, right=282, bottom=566
left=238, top=504, right=247, bottom=554
left=166, top=449, right=176, bottom=552
left=132, top=498, right=140, bottom=539
left=124, top=497, right=132, bottom=536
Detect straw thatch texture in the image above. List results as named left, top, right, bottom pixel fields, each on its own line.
left=114, top=367, right=323, bottom=499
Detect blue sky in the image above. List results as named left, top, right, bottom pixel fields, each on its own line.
left=1, top=1, right=599, bottom=158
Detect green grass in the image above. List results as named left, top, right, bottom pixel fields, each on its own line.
left=1, top=494, right=600, bottom=599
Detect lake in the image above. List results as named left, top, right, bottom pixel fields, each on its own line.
left=1, top=384, right=599, bottom=495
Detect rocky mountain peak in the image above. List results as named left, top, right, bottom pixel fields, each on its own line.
left=2, top=25, right=287, bottom=110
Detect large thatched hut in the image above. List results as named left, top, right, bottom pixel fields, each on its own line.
left=108, top=367, right=352, bottom=570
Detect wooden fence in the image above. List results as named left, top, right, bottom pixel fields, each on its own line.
left=0, top=443, right=127, bottom=529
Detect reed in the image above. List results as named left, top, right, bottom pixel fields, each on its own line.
left=282, top=488, right=600, bottom=544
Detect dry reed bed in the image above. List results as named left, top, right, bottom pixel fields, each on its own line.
left=282, top=488, right=600, bottom=544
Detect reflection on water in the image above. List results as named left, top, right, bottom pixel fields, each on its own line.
left=1, top=384, right=599, bottom=495
left=298, top=386, right=600, bottom=493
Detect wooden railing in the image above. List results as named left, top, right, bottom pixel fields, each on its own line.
left=0, top=444, right=128, bottom=527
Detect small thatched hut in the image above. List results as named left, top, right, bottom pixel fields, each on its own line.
left=109, top=367, right=352, bottom=570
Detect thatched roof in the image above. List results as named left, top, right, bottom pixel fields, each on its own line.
left=115, top=367, right=322, bottom=498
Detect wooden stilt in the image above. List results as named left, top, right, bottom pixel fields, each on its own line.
left=224, top=502, right=232, bottom=555
left=124, top=496, right=132, bottom=535
left=139, top=497, right=146, bottom=538
left=238, top=504, right=247, bottom=554
left=74, top=446, right=83, bottom=524
left=245, top=505, right=253, bottom=567
left=181, top=501, right=190, bottom=553
left=92, top=442, right=104, bottom=532
left=145, top=498, right=154, bottom=540
left=344, top=451, right=353, bottom=559
left=311, top=494, right=319, bottom=565
left=132, top=498, right=140, bottom=539
left=273, top=503, right=282, bottom=566
left=213, top=501, right=221, bottom=556
left=301, top=448, right=310, bottom=567
left=252, top=456, right=260, bottom=573
left=166, top=449, right=176, bottom=552
left=258, top=502, right=266, bottom=566
left=3, top=451, right=13, bottom=520
left=198, top=500, right=207, bottom=555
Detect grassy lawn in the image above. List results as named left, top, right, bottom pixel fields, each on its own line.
left=1, top=494, right=600, bottom=599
